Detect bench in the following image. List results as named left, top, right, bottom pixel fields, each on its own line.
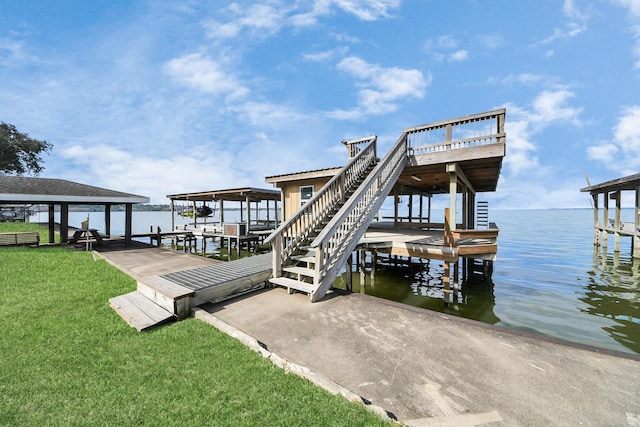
left=0, top=232, right=40, bottom=247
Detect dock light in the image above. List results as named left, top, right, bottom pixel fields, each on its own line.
left=411, top=175, right=422, bottom=182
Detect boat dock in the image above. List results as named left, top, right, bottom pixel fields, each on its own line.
left=102, top=243, right=271, bottom=331
left=581, top=173, right=640, bottom=257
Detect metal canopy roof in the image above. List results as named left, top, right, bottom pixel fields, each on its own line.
left=0, top=176, right=149, bottom=204
left=580, top=173, right=640, bottom=194
left=167, top=187, right=281, bottom=202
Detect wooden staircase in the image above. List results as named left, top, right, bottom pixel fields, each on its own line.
left=266, top=133, right=407, bottom=301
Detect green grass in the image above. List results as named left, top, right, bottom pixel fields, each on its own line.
left=0, top=225, right=389, bottom=426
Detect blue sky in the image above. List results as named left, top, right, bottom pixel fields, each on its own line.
left=1, top=0, right=639, bottom=208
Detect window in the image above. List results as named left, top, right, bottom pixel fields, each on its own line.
left=300, top=185, right=314, bottom=208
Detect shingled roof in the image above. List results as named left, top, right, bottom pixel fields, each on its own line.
left=0, top=176, right=149, bottom=204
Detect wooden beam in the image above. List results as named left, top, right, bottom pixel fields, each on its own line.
left=446, top=163, right=475, bottom=194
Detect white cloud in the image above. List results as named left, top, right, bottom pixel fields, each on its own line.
left=163, top=53, right=249, bottom=99
left=503, top=88, right=583, bottom=176
left=234, top=101, right=309, bottom=129
left=531, top=89, right=583, bottom=126
left=614, top=0, right=640, bottom=68
left=205, top=1, right=400, bottom=39
left=0, top=37, right=35, bottom=66
left=424, top=35, right=469, bottom=62
left=303, top=47, right=349, bottom=62
left=449, top=50, right=468, bottom=62
left=614, top=0, right=640, bottom=16
left=588, top=105, right=640, bottom=173
left=537, top=0, right=588, bottom=45
left=335, top=56, right=428, bottom=116
left=476, top=34, right=504, bottom=49
left=332, top=0, right=400, bottom=21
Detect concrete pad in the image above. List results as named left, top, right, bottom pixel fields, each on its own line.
left=202, top=288, right=640, bottom=426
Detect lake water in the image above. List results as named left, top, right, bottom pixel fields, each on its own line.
left=31, top=208, right=640, bottom=355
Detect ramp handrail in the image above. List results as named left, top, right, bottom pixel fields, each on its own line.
left=265, top=136, right=378, bottom=275
left=309, top=132, right=409, bottom=301
left=406, top=108, right=506, bottom=156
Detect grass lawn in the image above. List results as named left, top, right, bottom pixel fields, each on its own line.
left=0, top=224, right=389, bottom=426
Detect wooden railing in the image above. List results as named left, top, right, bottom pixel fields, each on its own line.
left=309, top=132, right=409, bottom=301
left=265, top=136, right=378, bottom=276
left=406, top=108, right=505, bottom=156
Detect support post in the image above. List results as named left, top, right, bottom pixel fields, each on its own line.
left=449, top=173, right=457, bottom=230
left=593, top=194, right=600, bottom=246
left=48, top=204, right=55, bottom=243
left=171, top=200, right=175, bottom=231
left=105, top=204, right=111, bottom=237
left=443, top=261, right=451, bottom=304
left=603, top=192, right=609, bottom=249
left=359, top=250, right=366, bottom=294
left=615, top=190, right=621, bottom=252
left=60, top=203, right=69, bottom=244
left=635, top=188, right=640, bottom=258
left=346, top=253, right=353, bottom=292
left=371, top=251, right=377, bottom=285
left=125, top=203, right=133, bottom=246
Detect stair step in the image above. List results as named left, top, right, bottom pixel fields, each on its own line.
left=109, top=291, right=175, bottom=332
left=137, top=276, right=195, bottom=319
left=283, top=266, right=316, bottom=278
left=291, top=254, right=316, bottom=264
left=269, top=277, right=316, bottom=294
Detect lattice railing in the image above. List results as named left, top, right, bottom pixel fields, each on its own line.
left=406, top=108, right=505, bottom=156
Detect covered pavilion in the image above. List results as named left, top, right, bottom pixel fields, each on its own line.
left=0, top=176, right=149, bottom=246
left=166, top=187, right=282, bottom=233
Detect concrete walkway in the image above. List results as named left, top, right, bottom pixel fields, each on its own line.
left=97, top=245, right=640, bottom=426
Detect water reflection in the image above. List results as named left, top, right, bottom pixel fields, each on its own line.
left=335, top=257, right=500, bottom=324
left=581, top=248, right=640, bottom=354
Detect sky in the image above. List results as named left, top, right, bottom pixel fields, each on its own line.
left=1, top=0, right=640, bottom=209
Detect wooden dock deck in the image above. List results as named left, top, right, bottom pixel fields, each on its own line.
left=108, top=251, right=272, bottom=331
left=359, top=222, right=499, bottom=262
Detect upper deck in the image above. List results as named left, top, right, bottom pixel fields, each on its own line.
left=396, top=109, right=506, bottom=194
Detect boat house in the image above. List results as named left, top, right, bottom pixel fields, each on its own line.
left=265, top=109, right=506, bottom=302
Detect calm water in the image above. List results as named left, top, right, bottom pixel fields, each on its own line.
left=32, top=209, right=640, bottom=355
left=340, top=209, right=640, bottom=356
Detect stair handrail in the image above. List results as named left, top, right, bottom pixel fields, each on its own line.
left=309, top=132, right=409, bottom=301
left=265, top=136, right=378, bottom=276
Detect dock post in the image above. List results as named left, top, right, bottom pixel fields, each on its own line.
left=453, top=261, right=459, bottom=299
left=603, top=192, right=609, bottom=249
left=592, top=194, right=600, bottom=247
left=359, top=250, right=366, bottom=294
left=615, top=190, right=621, bottom=252
left=443, top=261, right=451, bottom=304
left=635, top=188, right=640, bottom=259
left=346, top=253, right=353, bottom=292
left=371, top=251, right=377, bottom=286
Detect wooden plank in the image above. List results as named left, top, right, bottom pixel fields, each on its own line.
left=109, top=291, right=174, bottom=331
left=269, top=276, right=316, bottom=294
left=139, top=276, right=195, bottom=300
left=192, top=271, right=271, bottom=306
